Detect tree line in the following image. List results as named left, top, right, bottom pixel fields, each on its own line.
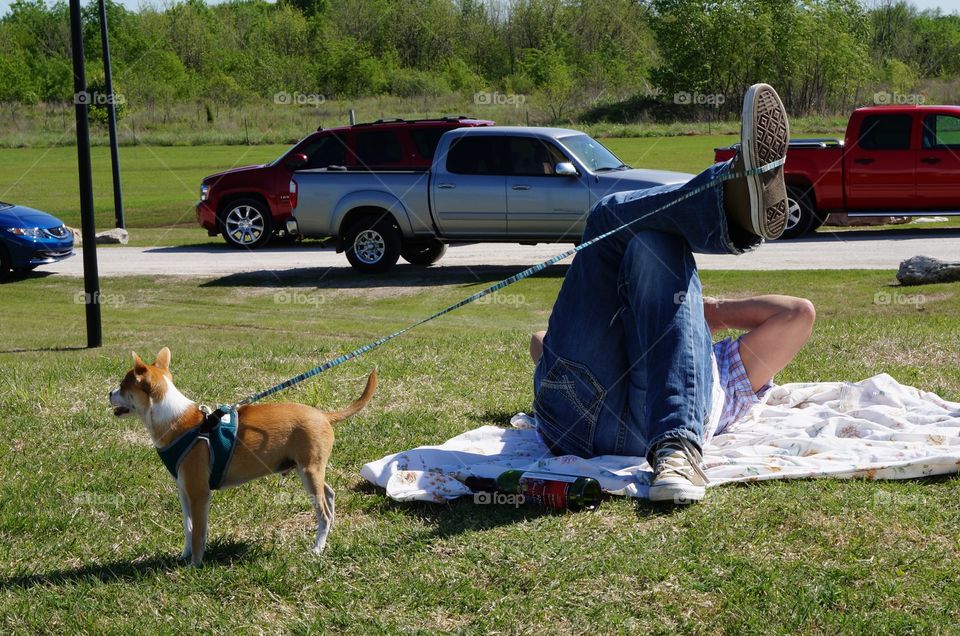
left=1, top=0, right=958, bottom=121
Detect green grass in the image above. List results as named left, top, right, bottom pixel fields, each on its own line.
left=2, top=268, right=960, bottom=632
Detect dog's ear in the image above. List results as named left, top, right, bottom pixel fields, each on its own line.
left=155, top=347, right=171, bottom=370
left=132, top=351, right=148, bottom=375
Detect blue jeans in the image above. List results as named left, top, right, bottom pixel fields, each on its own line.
left=533, top=162, right=761, bottom=463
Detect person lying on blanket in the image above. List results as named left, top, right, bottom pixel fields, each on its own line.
left=528, top=84, right=816, bottom=504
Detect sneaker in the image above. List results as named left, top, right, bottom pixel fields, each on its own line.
left=725, top=83, right=790, bottom=240
left=648, top=438, right=709, bottom=504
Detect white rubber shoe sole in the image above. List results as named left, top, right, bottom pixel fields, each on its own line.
left=648, top=479, right=706, bottom=504
left=740, top=84, right=790, bottom=240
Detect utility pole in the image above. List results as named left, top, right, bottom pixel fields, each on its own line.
left=98, top=0, right=125, bottom=229
left=70, top=0, right=103, bottom=348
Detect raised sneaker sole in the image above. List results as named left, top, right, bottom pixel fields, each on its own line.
left=741, top=84, right=789, bottom=240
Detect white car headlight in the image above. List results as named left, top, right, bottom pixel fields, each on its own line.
left=200, top=184, right=210, bottom=202
left=7, top=227, right=43, bottom=239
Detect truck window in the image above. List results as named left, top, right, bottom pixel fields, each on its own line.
left=300, top=134, right=346, bottom=169
left=857, top=115, right=913, bottom=150
left=353, top=131, right=404, bottom=167
left=446, top=136, right=506, bottom=175
left=410, top=128, right=447, bottom=160
left=922, top=115, right=960, bottom=149
left=507, top=138, right=569, bottom=176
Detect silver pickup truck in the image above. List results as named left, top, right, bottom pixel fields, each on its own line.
left=285, top=126, right=693, bottom=272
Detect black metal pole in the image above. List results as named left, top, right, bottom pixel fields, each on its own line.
left=70, top=0, right=102, bottom=348
left=98, top=0, right=124, bottom=229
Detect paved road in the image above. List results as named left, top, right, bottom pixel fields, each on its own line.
left=44, top=229, right=960, bottom=278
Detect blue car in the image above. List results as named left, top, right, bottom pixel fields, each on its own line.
left=0, top=202, right=74, bottom=276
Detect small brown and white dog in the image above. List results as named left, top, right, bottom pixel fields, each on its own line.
left=109, top=347, right=377, bottom=566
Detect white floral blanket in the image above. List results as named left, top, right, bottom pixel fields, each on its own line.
left=360, top=374, right=960, bottom=502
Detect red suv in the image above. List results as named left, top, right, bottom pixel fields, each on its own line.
left=196, top=116, right=495, bottom=248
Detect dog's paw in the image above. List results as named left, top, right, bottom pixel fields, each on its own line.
left=177, top=550, right=192, bottom=563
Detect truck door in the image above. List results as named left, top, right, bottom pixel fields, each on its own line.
left=917, top=113, right=960, bottom=210
left=845, top=113, right=916, bottom=210
left=505, top=137, right=590, bottom=239
left=431, top=135, right=507, bottom=237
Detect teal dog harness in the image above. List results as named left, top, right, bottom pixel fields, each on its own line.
left=156, top=407, right=238, bottom=490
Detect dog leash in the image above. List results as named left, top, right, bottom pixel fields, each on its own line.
left=205, top=157, right=786, bottom=423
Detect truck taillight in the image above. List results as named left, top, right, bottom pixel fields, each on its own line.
left=289, top=178, right=298, bottom=209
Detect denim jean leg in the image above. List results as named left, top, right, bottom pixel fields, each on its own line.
left=534, top=161, right=737, bottom=458
left=591, top=161, right=761, bottom=255
left=613, top=230, right=714, bottom=464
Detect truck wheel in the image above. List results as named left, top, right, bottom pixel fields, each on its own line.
left=220, top=198, right=272, bottom=249
left=400, top=239, right=447, bottom=266
left=344, top=216, right=402, bottom=273
left=782, top=185, right=816, bottom=239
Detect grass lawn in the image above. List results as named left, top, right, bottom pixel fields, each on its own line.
left=2, top=267, right=959, bottom=633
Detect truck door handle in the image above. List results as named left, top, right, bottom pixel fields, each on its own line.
left=512, top=184, right=531, bottom=191
left=853, top=158, right=874, bottom=165
left=921, top=157, right=942, bottom=165
left=436, top=183, right=456, bottom=189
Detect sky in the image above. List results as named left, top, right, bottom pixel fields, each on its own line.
left=1, top=0, right=959, bottom=19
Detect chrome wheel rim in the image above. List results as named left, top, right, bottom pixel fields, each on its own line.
left=354, top=229, right=385, bottom=264
left=785, top=198, right=802, bottom=231
left=225, top=205, right=265, bottom=245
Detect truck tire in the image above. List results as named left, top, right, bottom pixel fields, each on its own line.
left=782, top=185, right=817, bottom=239
left=220, top=198, right=272, bottom=249
left=344, top=216, right=402, bottom=273
left=400, top=239, right=447, bottom=266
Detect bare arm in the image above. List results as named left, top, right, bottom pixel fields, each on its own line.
left=703, top=295, right=816, bottom=391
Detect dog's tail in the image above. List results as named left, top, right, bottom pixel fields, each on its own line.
left=325, top=369, right=378, bottom=424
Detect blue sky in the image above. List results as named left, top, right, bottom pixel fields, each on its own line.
left=1, top=0, right=959, bottom=19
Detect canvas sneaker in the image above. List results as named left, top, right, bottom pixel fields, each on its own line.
left=648, top=437, right=709, bottom=504
left=725, top=83, right=790, bottom=240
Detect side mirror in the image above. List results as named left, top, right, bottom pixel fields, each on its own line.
left=555, top=162, right=578, bottom=176
left=285, top=153, right=309, bottom=170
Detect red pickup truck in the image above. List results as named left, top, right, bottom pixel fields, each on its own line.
left=196, top=116, right=494, bottom=248
left=715, top=105, right=960, bottom=237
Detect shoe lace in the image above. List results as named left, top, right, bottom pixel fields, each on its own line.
left=654, top=438, right=710, bottom=486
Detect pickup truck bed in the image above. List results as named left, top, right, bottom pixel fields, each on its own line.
left=716, top=105, right=960, bottom=237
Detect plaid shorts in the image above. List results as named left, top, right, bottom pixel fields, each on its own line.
left=710, top=335, right=772, bottom=438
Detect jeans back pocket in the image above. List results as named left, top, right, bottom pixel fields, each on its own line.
left=533, top=358, right=607, bottom=457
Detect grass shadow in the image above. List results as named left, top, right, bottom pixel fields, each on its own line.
left=359, top=488, right=557, bottom=539
left=0, top=345, right=88, bottom=354
left=200, top=264, right=568, bottom=290
left=0, top=270, right=55, bottom=284
left=0, top=539, right=255, bottom=589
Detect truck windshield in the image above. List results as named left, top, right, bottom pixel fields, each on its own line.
left=558, top=134, right=628, bottom=172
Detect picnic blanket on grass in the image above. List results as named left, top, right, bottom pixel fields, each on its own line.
left=360, top=374, right=960, bottom=502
